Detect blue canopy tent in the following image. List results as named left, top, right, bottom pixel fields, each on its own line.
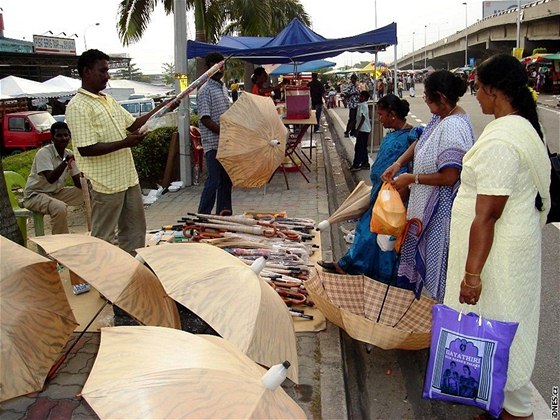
left=187, top=19, right=397, bottom=64
left=216, top=35, right=272, bottom=49
left=270, top=59, right=335, bottom=75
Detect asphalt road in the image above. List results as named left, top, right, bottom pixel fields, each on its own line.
left=325, top=86, right=559, bottom=418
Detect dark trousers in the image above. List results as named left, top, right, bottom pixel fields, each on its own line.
left=312, top=103, right=322, bottom=131
left=345, top=107, right=357, bottom=135
left=352, top=131, right=370, bottom=167
left=198, top=149, right=233, bottom=214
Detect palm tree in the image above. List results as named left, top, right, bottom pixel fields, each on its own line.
left=117, top=0, right=310, bottom=76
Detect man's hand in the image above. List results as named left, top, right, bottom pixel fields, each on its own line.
left=124, top=133, right=146, bottom=147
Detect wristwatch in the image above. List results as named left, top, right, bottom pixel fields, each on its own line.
left=415, top=174, right=420, bottom=184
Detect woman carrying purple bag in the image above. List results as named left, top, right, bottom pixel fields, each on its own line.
left=444, top=54, right=551, bottom=419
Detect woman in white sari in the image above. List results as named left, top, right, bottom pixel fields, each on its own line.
left=444, top=54, right=550, bottom=419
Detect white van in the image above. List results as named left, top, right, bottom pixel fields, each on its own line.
left=118, top=98, right=155, bottom=117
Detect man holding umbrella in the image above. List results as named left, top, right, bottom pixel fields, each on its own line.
left=197, top=52, right=233, bottom=215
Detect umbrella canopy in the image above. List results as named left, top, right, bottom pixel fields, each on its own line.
left=0, top=236, right=78, bottom=402
left=520, top=53, right=551, bottom=65
left=543, top=52, right=560, bottom=60
left=217, top=92, right=288, bottom=188
left=305, top=270, right=436, bottom=350
left=82, top=326, right=305, bottom=419
left=0, top=75, right=74, bottom=98
left=270, top=59, right=336, bottom=75
left=31, top=234, right=180, bottom=329
left=135, top=243, right=299, bottom=383
left=316, top=180, right=372, bottom=230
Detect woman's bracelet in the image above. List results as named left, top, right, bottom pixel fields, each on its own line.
left=464, top=271, right=480, bottom=277
left=461, top=277, right=482, bottom=289
left=394, top=161, right=402, bottom=168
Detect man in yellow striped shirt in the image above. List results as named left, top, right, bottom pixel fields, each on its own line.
left=66, top=49, right=169, bottom=254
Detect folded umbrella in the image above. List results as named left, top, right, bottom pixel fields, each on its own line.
left=316, top=180, right=372, bottom=230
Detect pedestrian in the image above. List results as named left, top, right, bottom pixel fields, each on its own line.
left=23, top=121, right=83, bottom=234
left=318, top=94, right=422, bottom=281
left=376, top=77, right=384, bottom=100
left=343, top=73, right=359, bottom=137
left=349, top=91, right=372, bottom=171
left=382, top=70, right=475, bottom=303
left=66, top=49, right=171, bottom=254
left=251, top=67, right=285, bottom=97
left=230, top=78, right=239, bottom=102
left=307, top=72, right=325, bottom=132
left=444, top=54, right=550, bottom=420
left=197, top=52, right=233, bottom=215
left=397, top=78, right=403, bottom=98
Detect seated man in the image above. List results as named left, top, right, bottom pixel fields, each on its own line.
left=23, top=121, right=84, bottom=234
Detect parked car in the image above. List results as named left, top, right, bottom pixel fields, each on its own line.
left=1, top=110, right=56, bottom=154
left=118, top=98, right=155, bottom=117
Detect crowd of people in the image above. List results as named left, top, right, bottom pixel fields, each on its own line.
left=20, top=48, right=551, bottom=419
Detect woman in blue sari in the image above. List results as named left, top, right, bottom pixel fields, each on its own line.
left=318, top=94, right=422, bottom=282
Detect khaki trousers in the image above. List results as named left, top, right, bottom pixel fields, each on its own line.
left=23, top=187, right=84, bottom=234
left=90, top=184, right=146, bottom=255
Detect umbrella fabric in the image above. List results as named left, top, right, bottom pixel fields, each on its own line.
left=317, top=180, right=372, bottom=230
left=270, top=59, right=336, bottom=75
left=305, top=270, right=436, bottom=350
left=217, top=93, right=288, bottom=188
left=135, top=243, right=299, bottom=383
left=543, top=52, right=560, bottom=60
left=0, top=236, right=78, bottom=402
left=31, top=234, right=180, bottom=329
left=82, top=326, right=305, bottom=419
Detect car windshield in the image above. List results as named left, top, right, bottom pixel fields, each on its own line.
left=28, top=113, right=56, bottom=132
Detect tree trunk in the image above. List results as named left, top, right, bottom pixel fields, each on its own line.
left=244, top=62, right=255, bottom=93
left=0, top=162, right=25, bottom=245
left=194, top=0, right=207, bottom=78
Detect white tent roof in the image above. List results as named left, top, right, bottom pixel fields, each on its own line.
left=106, top=79, right=173, bottom=98
left=42, top=75, right=81, bottom=92
left=0, top=75, right=74, bottom=98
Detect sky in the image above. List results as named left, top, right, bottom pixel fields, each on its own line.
left=1, top=0, right=486, bottom=74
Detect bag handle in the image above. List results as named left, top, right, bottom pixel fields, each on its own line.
left=457, top=309, right=483, bottom=327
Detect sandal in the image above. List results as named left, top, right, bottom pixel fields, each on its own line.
left=317, top=260, right=337, bottom=273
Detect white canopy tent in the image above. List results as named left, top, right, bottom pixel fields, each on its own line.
left=0, top=76, right=74, bottom=98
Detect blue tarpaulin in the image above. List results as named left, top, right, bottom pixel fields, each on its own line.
left=270, top=59, right=335, bottom=75
left=187, top=19, right=397, bottom=64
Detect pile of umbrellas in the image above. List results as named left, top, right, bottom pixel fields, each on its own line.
left=0, top=234, right=305, bottom=418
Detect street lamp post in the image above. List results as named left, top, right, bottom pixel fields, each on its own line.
left=463, top=2, right=468, bottom=66
left=412, top=31, right=415, bottom=70
left=83, top=22, right=100, bottom=51
left=516, top=0, right=521, bottom=48
left=424, top=24, right=427, bottom=69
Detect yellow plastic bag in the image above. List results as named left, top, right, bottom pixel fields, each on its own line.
left=370, top=182, right=407, bottom=238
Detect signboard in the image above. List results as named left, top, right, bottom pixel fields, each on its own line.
left=33, top=35, right=76, bottom=55
left=482, top=1, right=532, bottom=19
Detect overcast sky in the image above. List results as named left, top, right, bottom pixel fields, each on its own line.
left=1, top=0, right=485, bottom=74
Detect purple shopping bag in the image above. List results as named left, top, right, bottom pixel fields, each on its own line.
left=423, top=304, right=518, bottom=418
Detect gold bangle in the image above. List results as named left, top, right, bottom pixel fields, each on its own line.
left=394, top=161, right=402, bottom=167
left=462, top=278, right=482, bottom=289
left=465, top=271, right=481, bottom=277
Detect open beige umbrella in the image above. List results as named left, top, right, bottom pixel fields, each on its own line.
left=31, top=234, right=180, bottom=329
left=0, top=236, right=78, bottom=402
left=81, top=326, right=305, bottom=419
left=316, top=180, right=372, bottom=230
left=217, top=92, right=288, bottom=188
left=135, top=243, right=298, bottom=383
left=305, top=270, right=436, bottom=350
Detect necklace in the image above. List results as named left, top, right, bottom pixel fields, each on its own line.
left=442, top=105, right=458, bottom=119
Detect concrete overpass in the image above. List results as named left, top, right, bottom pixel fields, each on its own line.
left=396, top=0, right=560, bottom=70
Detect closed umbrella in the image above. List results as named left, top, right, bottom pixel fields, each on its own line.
left=217, top=92, right=288, bottom=188
left=135, top=243, right=298, bottom=383
left=305, top=269, right=436, bottom=350
left=316, top=180, right=372, bottom=230
left=31, top=234, right=180, bottom=329
left=81, top=326, right=305, bottom=419
left=0, top=236, right=78, bottom=402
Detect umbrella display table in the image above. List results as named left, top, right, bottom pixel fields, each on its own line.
left=273, top=111, right=317, bottom=189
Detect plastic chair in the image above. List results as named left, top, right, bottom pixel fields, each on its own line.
left=4, top=171, right=45, bottom=244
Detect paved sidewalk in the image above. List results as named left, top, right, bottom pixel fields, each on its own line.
left=0, top=118, right=347, bottom=419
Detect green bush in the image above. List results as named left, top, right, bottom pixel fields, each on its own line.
left=132, top=127, right=176, bottom=185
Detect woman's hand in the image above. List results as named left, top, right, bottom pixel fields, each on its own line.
left=459, top=274, right=482, bottom=305
left=381, top=162, right=400, bottom=182
left=390, top=173, right=414, bottom=190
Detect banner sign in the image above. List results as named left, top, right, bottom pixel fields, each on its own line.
left=33, top=35, right=76, bottom=55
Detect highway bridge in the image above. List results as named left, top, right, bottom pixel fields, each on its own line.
left=395, top=0, right=559, bottom=70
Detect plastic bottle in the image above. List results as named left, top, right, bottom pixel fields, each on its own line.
left=261, top=361, right=291, bottom=390
left=250, top=255, right=268, bottom=274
